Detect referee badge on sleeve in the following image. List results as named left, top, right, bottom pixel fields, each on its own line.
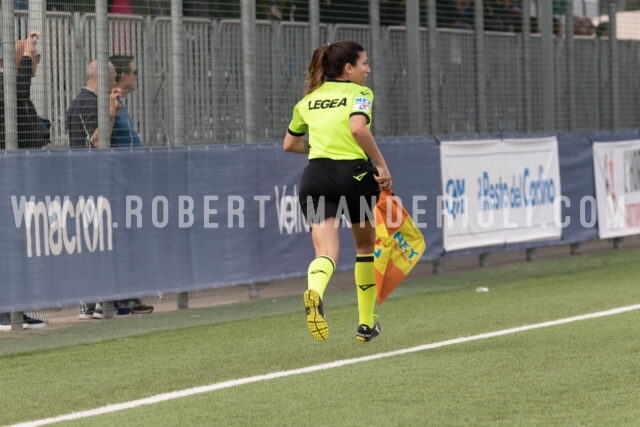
left=353, top=97, right=372, bottom=114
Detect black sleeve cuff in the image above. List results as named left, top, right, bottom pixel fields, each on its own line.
left=288, top=128, right=306, bottom=137
left=349, top=112, right=371, bottom=124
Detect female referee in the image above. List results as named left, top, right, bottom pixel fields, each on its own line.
left=283, top=40, right=392, bottom=342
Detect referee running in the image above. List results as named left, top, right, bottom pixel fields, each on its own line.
left=283, top=40, right=392, bottom=342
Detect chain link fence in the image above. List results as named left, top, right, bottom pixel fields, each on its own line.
left=2, top=1, right=640, bottom=150
left=3, top=0, right=640, bottom=325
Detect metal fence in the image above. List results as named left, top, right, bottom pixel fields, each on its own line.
left=2, top=3, right=640, bottom=149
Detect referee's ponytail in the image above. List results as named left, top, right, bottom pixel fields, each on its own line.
left=305, top=44, right=329, bottom=95
left=304, top=40, right=365, bottom=95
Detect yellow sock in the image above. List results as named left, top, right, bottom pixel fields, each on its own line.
left=355, top=254, right=376, bottom=327
left=307, top=256, right=336, bottom=300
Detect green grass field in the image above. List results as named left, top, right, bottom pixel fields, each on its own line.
left=2, top=248, right=640, bottom=426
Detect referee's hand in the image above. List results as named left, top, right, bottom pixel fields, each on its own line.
left=374, top=165, right=392, bottom=189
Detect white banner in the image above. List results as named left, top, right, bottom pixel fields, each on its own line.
left=592, top=140, right=640, bottom=238
left=440, top=137, right=562, bottom=251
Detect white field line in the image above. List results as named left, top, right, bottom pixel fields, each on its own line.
left=8, top=303, right=640, bottom=427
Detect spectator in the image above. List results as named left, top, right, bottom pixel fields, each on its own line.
left=573, top=16, right=586, bottom=35
left=66, top=60, right=134, bottom=319
left=498, top=0, right=522, bottom=33
left=108, top=54, right=143, bottom=147
left=583, top=17, right=595, bottom=36
left=553, top=16, right=565, bottom=37
left=437, top=0, right=472, bottom=29
left=1, top=33, right=49, bottom=150
left=47, top=1, right=73, bottom=12
left=257, top=0, right=283, bottom=20
left=14, top=34, right=42, bottom=143
left=67, top=60, right=152, bottom=317
left=107, top=55, right=154, bottom=315
left=0, top=36, right=48, bottom=330
left=596, top=21, right=609, bottom=38
left=484, top=0, right=506, bottom=32
left=8, top=32, right=49, bottom=149
left=454, top=0, right=473, bottom=29
left=66, top=59, right=122, bottom=148
left=437, top=0, right=460, bottom=28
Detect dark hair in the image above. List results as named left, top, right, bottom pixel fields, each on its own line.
left=305, top=40, right=365, bottom=95
left=108, top=54, right=134, bottom=83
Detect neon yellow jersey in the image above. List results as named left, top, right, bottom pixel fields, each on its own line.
left=287, top=80, right=374, bottom=160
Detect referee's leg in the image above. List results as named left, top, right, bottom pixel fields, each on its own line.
left=352, top=221, right=380, bottom=341
left=303, top=220, right=339, bottom=341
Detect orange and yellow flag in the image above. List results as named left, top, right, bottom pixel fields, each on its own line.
left=374, top=189, right=426, bottom=305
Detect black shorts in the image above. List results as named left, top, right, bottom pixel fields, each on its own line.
left=299, top=158, right=380, bottom=224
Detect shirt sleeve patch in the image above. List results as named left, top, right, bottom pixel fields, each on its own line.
left=353, top=97, right=372, bottom=114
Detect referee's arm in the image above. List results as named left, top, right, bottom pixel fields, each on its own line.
left=284, top=129, right=309, bottom=154
left=350, top=115, right=392, bottom=189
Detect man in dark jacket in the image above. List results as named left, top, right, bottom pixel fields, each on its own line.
left=0, top=34, right=48, bottom=330
left=0, top=31, right=48, bottom=150
left=66, top=59, right=122, bottom=148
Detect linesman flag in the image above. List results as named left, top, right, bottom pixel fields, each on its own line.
left=374, top=189, right=426, bottom=305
